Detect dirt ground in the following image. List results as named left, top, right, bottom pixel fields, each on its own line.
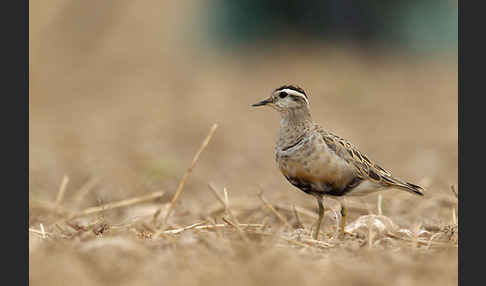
left=29, top=2, right=457, bottom=285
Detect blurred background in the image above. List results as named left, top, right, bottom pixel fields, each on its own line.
left=29, top=1, right=457, bottom=285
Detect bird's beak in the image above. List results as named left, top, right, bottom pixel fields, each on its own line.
left=251, top=97, right=273, bottom=107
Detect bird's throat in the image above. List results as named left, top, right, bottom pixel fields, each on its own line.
left=277, top=108, right=313, bottom=150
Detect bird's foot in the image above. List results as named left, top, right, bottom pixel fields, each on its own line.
left=337, top=230, right=356, bottom=240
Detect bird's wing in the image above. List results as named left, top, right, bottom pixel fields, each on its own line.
left=315, top=127, right=424, bottom=196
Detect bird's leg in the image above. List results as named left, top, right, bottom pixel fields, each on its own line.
left=339, top=201, right=348, bottom=239
left=313, top=196, right=324, bottom=240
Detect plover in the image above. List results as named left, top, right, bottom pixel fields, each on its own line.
left=252, top=85, right=424, bottom=240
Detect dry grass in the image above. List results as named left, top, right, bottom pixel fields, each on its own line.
left=29, top=175, right=458, bottom=286
left=29, top=1, right=457, bottom=285
left=29, top=110, right=458, bottom=285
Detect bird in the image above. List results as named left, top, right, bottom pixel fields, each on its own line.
left=252, top=84, right=424, bottom=240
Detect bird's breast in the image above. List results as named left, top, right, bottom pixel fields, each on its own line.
left=276, top=140, right=354, bottom=190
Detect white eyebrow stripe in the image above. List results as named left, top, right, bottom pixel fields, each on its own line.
left=276, top=88, right=309, bottom=105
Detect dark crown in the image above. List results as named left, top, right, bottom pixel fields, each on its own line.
left=274, top=85, right=308, bottom=99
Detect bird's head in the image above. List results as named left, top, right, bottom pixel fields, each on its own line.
left=252, top=85, right=309, bottom=112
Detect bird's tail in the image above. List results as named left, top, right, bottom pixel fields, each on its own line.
left=393, top=179, right=425, bottom=196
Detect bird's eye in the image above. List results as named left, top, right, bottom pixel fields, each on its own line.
left=279, top=92, right=288, bottom=98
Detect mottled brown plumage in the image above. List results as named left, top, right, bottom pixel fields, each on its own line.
left=315, top=128, right=424, bottom=196
left=252, top=85, right=424, bottom=239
